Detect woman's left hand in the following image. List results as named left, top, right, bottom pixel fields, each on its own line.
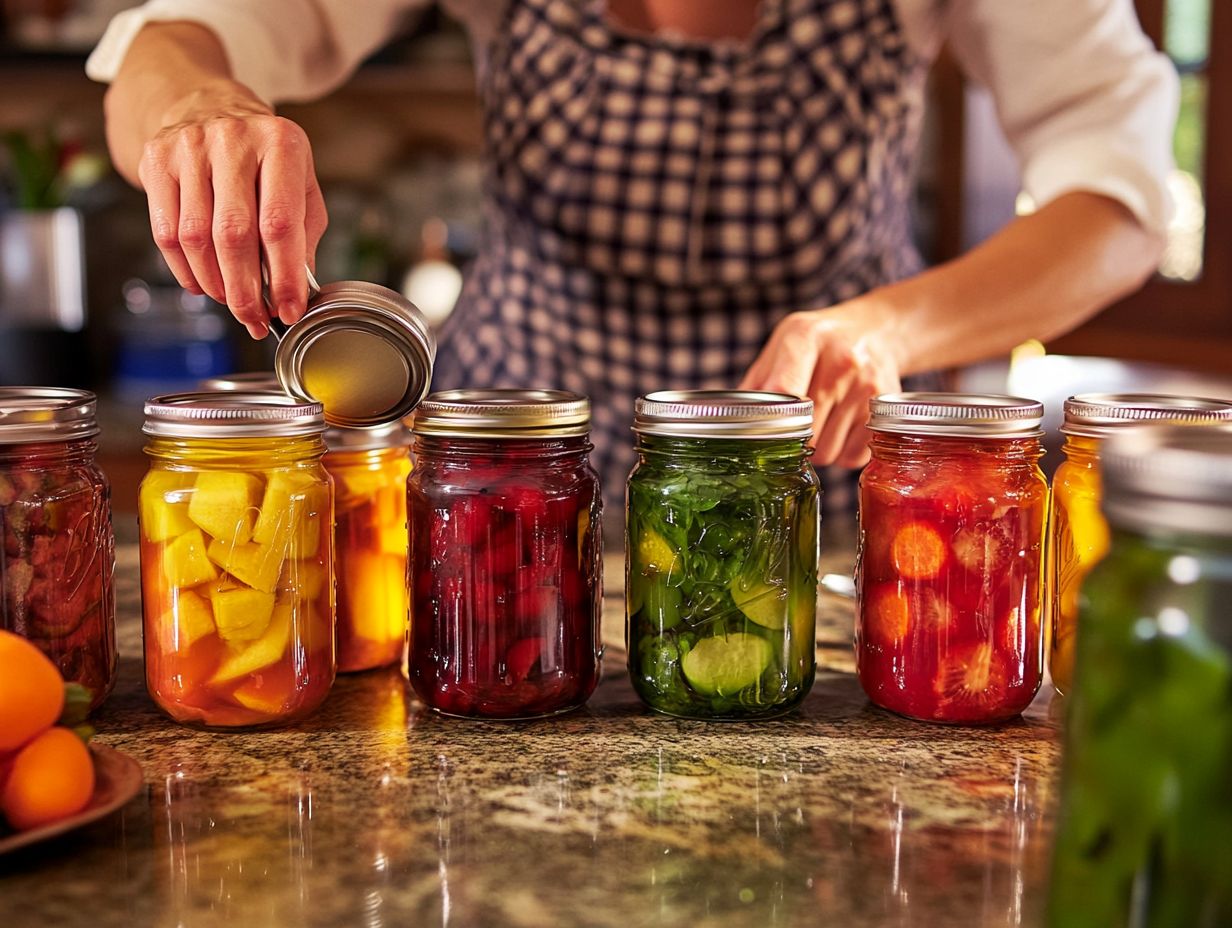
left=739, top=299, right=904, bottom=468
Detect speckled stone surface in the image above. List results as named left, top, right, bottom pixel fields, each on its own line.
left=0, top=522, right=1062, bottom=927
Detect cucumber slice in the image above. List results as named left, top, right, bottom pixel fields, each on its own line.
left=729, top=576, right=787, bottom=629
left=681, top=633, right=772, bottom=696
left=636, top=527, right=679, bottom=574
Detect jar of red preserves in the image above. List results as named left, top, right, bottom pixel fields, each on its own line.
left=406, top=390, right=602, bottom=719
left=856, top=393, right=1048, bottom=724
left=0, top=387, right=116, bottom=711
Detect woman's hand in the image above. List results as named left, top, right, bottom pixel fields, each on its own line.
left=104, top=23, right=327, bottom=338
left=739, top=300, right=904, bottom=468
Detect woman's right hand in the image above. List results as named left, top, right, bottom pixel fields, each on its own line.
left=136, top=81, right=328, bottom=338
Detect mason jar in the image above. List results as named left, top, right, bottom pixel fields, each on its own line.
left=325, top=423, right=412, bottom=672
left=0, top=387, right=116, bottom=711
left=1049, top=393, right=1232, bottom=694
left=856, top=393, right=1048, bottom=724
left=139, top=392, right=335, bottom=728
left=1047, top=425, right=1232, bottom=928
left=406, top=390, right=602, bottom=719
left=626, top=391, right=819, bottom=720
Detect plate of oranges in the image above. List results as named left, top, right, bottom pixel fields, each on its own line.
left=0, top=631, right=142, bottom=854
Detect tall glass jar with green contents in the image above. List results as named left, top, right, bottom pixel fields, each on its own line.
left=626, top=391, right=819, bottom=719
left=1049, top=393, right=1232, bottom=694
left=1048, top=425, right=1232, bottom=928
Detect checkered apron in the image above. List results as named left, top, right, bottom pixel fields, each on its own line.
left=432, top=0, right=932, bottom=515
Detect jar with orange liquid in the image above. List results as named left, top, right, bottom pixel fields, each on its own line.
left=856, top=393, right=1048, bottom=724
left=139, top=392, right=335, bottom=728
left=1049, top=393, right=1232, bottom=695
left=324, top=423, right=412, bottom=672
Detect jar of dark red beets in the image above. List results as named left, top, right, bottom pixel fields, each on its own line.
left=405, top=390, right=602, bottom=719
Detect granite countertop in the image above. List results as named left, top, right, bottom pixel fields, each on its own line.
left=1, top=521, right=1063, bottom=928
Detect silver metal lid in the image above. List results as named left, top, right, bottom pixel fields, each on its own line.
left=143, top=391, right=326, bottom=439
left=633, top=390, right=813, bottom=440
left=0, top=387, right=99, bottom=444
left=198, top=372, right=283, bottom=393
left=1102, top=424, right=1232, bottom=536
left=412, top=389, right=590, bottom=438
left=324, top=422, right=412, bottom=452
left=1062, top=392, right=1232, bottom=438
left=274, top=281, right=436, bottom=429
left=868, top=392, right=1044, bottom=438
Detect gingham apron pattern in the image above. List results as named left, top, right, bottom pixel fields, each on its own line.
left=432, top=0, right=932, bottom=515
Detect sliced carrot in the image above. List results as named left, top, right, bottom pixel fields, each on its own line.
left=863, top=585, right=911, bottom=647
left=890, top=520, right=947, bottom=580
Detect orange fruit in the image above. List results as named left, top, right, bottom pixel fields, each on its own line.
left=862, top=584, right=911, bottom=647
left=890, top=521, right=947, bottom=580
left=2, top=726, right=95, bottom=830
left=0, top=630, right=65, bottom=753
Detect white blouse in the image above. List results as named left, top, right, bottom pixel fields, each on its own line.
left=87, top=0, right=1178, bottom=235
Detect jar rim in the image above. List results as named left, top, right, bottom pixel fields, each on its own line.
left=412, top=389, right=590, bottom=438
left=144, top=391, right=326, bottom=438
left=1061, top=392, right=1232, bottom=437
left=198, top=372, right=283, bottom=392
left=633, top=390, right=813, bottom=439
left=0, top=386, right=99, bottom=443
left=868, top=392, right=1043, bottom=438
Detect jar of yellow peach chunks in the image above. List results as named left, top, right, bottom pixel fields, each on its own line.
left=324, top=423, right=412, bottom=672
left=139, top=392, right=335, bottom=728
left=1050, top=394, right=1232, bottom=695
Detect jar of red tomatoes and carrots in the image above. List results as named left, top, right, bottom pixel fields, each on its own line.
left=856, top=393, right=1048, bottom=724
left=0, top=387, right=116, bottom=712
left=406, top=389, right=602, bottom=719
left=139, top=392, right=335, bottom=728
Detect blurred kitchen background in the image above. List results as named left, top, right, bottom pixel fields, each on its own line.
left=0, top=0, right=1228, bottom=512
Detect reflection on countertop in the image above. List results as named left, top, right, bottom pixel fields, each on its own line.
left=0, top=529, right=1061, bottom=928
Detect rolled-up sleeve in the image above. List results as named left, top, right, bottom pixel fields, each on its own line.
left=86, top=0, right=429, bottom=104
left=945, top=0, right=1179, bottom=235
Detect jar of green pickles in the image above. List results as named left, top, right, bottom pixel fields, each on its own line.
left=1050, top=394, right=1232, bottom=694
left=1047, top=425, right=1232, bottom=928
left=626, top=391, right=819, bottom=720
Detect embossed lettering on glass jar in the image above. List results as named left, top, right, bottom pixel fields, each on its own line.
left=626, top=391, right=819, bottom=720
left=1048, top=425, right=1232, bottom=927
left=857, top=393, right=1048, bottom=724
left=139, top=392, right=335, bottom=728
left=406, top=390, right=602, bottom=719
left=0, top=387, right=116, bottom=711
left=1049, top=393, right=1232, bottom=695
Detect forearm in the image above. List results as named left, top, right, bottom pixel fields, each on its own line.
left=873, top=192, right=1164, bottom=375
left=103, top=22, right=266, bottom=186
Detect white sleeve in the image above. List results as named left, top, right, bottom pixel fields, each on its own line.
left=944, top=0, right=1179, bottom=235
left=85, top=0, right=430, bottom=104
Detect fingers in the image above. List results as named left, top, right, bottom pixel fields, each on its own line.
left=138, top=152, right=199, bottom=294
left=738, top=315, right=819, bottom=398
left=258, top=122, right=312, bottom=326
left=211, top=135, right=267, bottom=339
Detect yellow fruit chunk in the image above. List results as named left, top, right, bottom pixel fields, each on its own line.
left=207, top=537, right=287, bottom=594
left=189, top=471, right=263, bottom=544
left=341, top=550, right=408, bottom=642
left=211, top=602, right=293, bottom=684
left=163, top=589, right=216, bottom=651
left=252, top=471, right=318, bottom=545
left=729, top=576, right=787, bottom=630
left=375, top=487, right=409, bottom=556
left=209, top=585, right=276, bottom=643
left=636, top=528, right=678, bottom=574
left=162, top=528, right=220, bottom=588
left=231, top=681, right=289, bottom=715
left=278, top=558, right=329, bottom=603
left=139, top=470, right=196, bottom=542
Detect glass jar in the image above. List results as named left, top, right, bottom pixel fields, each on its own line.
left=139, top=392, right=335, bottom=728
left=406, top=390, right=601, bottom=719
left=325, top=423, right=412, bottom=672
left=1050, top=393, right=1232, bottom=695
left=856, top=393, right=1048, bottom=724
left=626, top=391, right=819, bottom=720
left=0, top=388, right=116, bottom=711
left=1047, top=425, right=1232, bottom=928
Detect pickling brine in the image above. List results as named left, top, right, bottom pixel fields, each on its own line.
left=856, top=394, right=1047, bottom=724
left=626, top=391, right=819, bottom=720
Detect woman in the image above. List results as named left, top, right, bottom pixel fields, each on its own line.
left=88, top=0, right=1175, bottom=510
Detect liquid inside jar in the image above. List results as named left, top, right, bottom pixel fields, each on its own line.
left=406, top=436, right=601, bottom=719
left=857, top=434, right=1047, bottom=723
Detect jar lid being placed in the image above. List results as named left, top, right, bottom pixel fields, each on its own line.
left=1062, top=392, right=1232, bottom=438
left=198, top=372, right=283, bottom=392
left=633, top=390, right=813, bottom=440
left=868, top=392, right=1044, bottom=438
left=0, top=387, right=99, bottom=443
left=274, top=280, right=435, bottom=429
left=324, top=422, right=412, bottom=452
left=143, top=391, right=326, bottom=439
left=1102, top=424, right=1232, bottom=536
left=412, top=389, right=590, bottom=439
